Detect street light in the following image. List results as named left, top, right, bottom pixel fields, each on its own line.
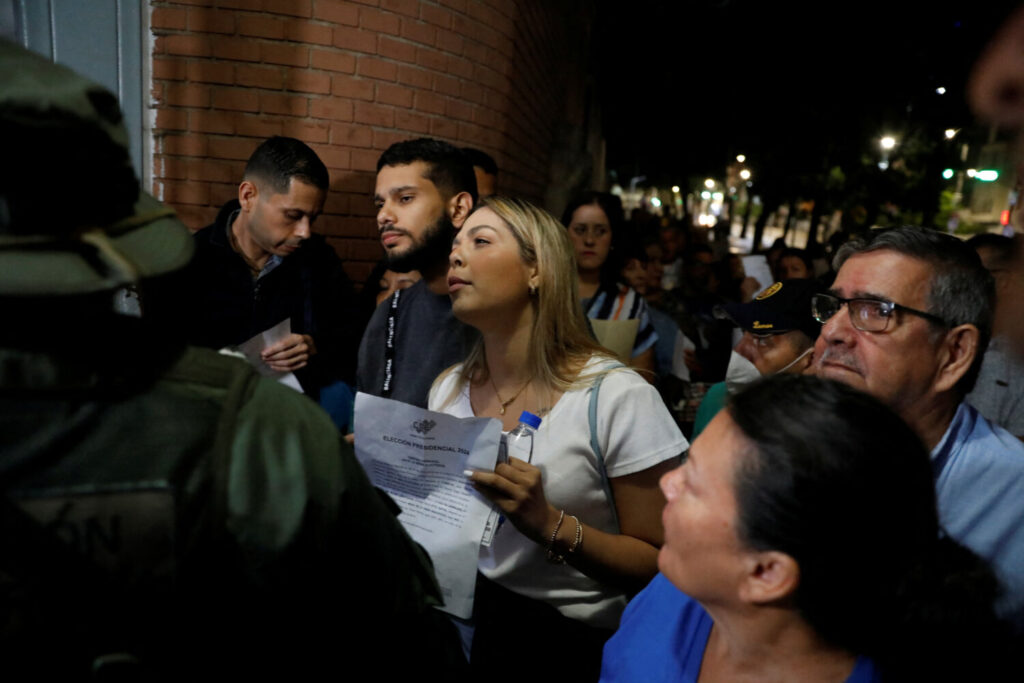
left=736, top=154, right=746, bottom=163
left=671, top=185, right=680, bottom=193
left=739, top=169, right=751, bottom=181
left=704, top=178, right=715, bottom=189
left=880, top=136, right=896, bottom=150
left=944, top=128, right=957, bottom=140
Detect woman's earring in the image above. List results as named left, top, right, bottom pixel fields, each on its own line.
left=529, top=284, right=537, bottom=296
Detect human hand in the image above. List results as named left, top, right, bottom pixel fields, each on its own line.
left=466, top=458, right=561, bottom=545
left=740, top=276, right=761, bottom=302
left=261, top=333, right=316, bottom=372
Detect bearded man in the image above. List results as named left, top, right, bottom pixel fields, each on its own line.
left=357, top=138, right=478, bottom=407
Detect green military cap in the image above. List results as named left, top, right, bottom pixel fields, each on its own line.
left=0, top=39, right=193, bottom=296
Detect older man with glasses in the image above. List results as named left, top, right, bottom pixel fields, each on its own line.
left=812, top=225, right=1024, bottom=631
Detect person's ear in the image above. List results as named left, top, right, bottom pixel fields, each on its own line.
left=934, top=324, right=980, bottom=393
left=238, top=180, right=259, bottom=212
left=448, top=191, right=474, bottom=229
left=738, top=550, right=799, bottom=605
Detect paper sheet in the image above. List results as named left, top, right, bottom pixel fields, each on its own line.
left=741, top=254, right=774, bottom=296
left=234, top=318, right=303, bottom=393
left=589, top=317, right=640, bottom=362
left=671, top=331, right=696, bottom=382
left=354, top=392, right=502, bottom=619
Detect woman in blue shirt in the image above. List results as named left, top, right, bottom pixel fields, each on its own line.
left=602, top=375, right=1015, bottom=682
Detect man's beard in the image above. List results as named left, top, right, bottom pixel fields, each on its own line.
left=386, top=211, right=456, bottom=273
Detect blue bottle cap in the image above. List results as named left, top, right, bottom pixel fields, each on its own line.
left=518, top=411, right=542, bottom=429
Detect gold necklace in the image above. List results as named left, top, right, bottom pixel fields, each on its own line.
left=489, top=373, right=529, bottom=415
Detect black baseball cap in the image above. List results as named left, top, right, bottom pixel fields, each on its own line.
left=716, top=279, right=822, bottom=340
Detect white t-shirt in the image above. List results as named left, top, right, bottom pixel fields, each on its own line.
left=428, top=357, right=688, bottom=628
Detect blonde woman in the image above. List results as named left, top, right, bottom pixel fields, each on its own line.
left=430, top=196, right=687, bottom=679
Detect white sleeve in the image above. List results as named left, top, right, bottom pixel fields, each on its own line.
left=596, top=370, right=688, bottom=478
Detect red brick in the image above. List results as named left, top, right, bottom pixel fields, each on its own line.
left=375, top=82, right=413, bottom=107
left=195, top=159, right=240, bottom=183
left=473, top=106, right=501, bottom=130
left=433, top=73, right=460, bottom=97
left=438, top=0, right=467, bottom=12
left=310, top=98, right=354, bottom=121
left=236, top=64, right=285, bottom=89
left=397, top=64, right=431, bottom=89
left=151, top=7, right=187, bottom=30
left=321, top=191, right=349, bottom=215
left=153, top=58, right=187, bottom=81
left=238, top=14, right=285, bottom=39
left=434, top=28, right=464, bottom=55
left=310, top=144, right=351, bottom=170
left=353, top=101, right=394, bottom=127
left=155, top=108, right=188, bottom=131
left=372, top=129, right=406, bottom=150
left=284, top=19, right=333, bottom=45
left=163, top=82, right=210, bottom=107
left=187, top=8, right=235, bottom=34
left=378, top=36, right=417, bottom=63
left=415, top=46, right=446, bottom=72
left=212, top=87, right=261, bottom=112
left=157, top=156, right=189, bottom=179
left=351, top=149, right=379, bottom=172
left=172, top=204, right=217, bottom=231
left=235, top=114, right=284, bottom=137
left=264, top=0, right=312, bottom=18
left=217, top=0, right=265, bottom=10
left=460, top=80, right=487, bottom=105
left=359, top=8, right=399, bottom=33
left=192, top=110, right=236, bottom=134
left=261, top=41, right=309, bottom=67
left=356, top=56, right=397, bottom=81
left=311, top=48, right=356, bottom=73
left=281, top=119, right=330, bottom=143
left=349, top=0, right=380, bottom=6
left=160, top=34, right=212, bottom=57
left=399, top=19, right=435, bottom=47
left=330, top=122, right=373, bottom=148
left=313, top=1, right=358, bottom=26
left=419, top=3, right=452, bottom=29
left=186, top=60, right=234, bottom=84
left=414, top=90, right=446, bottom=115
left=160, top=134, right=207, bottom=157
left=381, top=0, right=418, bottom=18
left=209, top=136, right=261, bottom=160
left=446, top=54, right=473, bottom=80
left=394, top=109, right=431, bottom=134
left=335, top=172, right=374, bottom=193
left=261, top=92, right=309, bottom=116
left=331, top=74, right=375, bottom=100
left=475, top=64, right=507, bottom=93
left=161, top=180, right=210, bottom=204
left=430, top=116, right=458, bottom=140
left=445, top=98, right=474, bottom=122
left=283, top=68, right=332, bottom=94
left=462, top=41, right=488, bottom=65
left=333, top=26, right=377, bottom=53
left=212, top=36, right=261, bottom=62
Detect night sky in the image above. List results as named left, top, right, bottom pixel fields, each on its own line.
left=595, top=1, right=1022, bottom=189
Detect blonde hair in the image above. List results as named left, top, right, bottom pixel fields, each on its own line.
left=435, top=196, right=616, bottom=406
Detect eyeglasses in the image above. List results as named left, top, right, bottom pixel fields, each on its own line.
left=811, top=293, right=948, bottom=332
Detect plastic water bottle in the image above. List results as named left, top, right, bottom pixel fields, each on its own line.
left=500, top=411, right=542, bottom=464
left=483, top=412, right=543, bottom=547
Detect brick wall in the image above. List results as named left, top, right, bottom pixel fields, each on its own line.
left=150, top=0, right=597, bottom=283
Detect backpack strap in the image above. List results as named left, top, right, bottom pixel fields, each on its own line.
left=588, top=362, right=625, bottom=532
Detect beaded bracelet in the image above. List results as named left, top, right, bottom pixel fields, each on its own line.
left=546, top=509, right=567, bottom=564
left=567, top=515, right=583, bottom=556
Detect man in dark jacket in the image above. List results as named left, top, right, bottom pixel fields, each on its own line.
left=186, top=136, right=360, bottom=395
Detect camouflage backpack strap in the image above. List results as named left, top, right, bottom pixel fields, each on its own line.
left=160, top=348, right=263, bottom=543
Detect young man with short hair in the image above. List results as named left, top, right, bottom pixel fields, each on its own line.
left=358, top=138, right=478, bottom=407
